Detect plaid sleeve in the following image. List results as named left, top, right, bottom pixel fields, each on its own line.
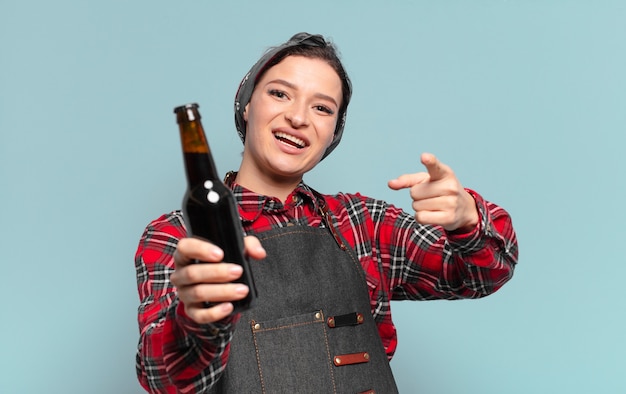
left=321, top=191, right=517, bottom=360
left=134, top=211, right=235, bottom=393
left=385, top=189, right=518, bottom=300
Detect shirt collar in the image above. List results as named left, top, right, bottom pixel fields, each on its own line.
left=225, top=171, right=323, bottom=223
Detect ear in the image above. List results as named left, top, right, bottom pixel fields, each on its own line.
left=243, top=103, right=250, bottom=122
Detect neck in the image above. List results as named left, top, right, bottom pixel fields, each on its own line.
left=235, top=166, right=302, bottom=203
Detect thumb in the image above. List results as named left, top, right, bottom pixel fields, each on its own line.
left=421, top=153, right=449, bottom=182
left=244, top=235, right=267, bottom=260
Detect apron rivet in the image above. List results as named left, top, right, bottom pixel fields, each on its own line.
left=363, top=352, right=370, bottom=360
left=315, top=312, right=321, bottom=320
left=335, top=357, right=342, bottom=365
left=253, top=323, right=260, bottom=330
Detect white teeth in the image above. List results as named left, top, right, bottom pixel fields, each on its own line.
left=274, top=131, right=305, bottom=148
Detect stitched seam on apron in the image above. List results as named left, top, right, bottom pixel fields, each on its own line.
left=322, top=316, right=338, bottom=394
left=251, top=328, right=267, bottom=394
left=257, top=229, right=327, bottom=242
left=251, top=317, right=337, bottom=393
left=253, top=320, right=321, bottom=333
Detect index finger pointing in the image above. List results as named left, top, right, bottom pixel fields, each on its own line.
left=421, top=153, right=449, bottom=182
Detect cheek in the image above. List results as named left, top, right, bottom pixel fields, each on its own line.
left=321, top=120, right=338, bottom=147
left=246, top=98, right=282, bottom=127
left=243, top=107, right=264, bottom=135
left=325, top=132, right=335, bottom=148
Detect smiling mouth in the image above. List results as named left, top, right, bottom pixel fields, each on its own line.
left=274, top=131, right=306, bottom=149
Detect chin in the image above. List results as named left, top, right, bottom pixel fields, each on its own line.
left=271, top=156, right=319, bottom=173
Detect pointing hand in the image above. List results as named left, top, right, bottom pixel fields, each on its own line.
left=388, top=153, right=479, bottom=232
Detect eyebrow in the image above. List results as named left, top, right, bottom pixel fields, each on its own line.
left=268, top=79, right=339, bottom=107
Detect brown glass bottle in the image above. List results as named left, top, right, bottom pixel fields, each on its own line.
left=174, top=103, right=256, bottom=313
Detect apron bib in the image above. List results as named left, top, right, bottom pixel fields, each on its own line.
left=210, top=224, right=398, bottom=393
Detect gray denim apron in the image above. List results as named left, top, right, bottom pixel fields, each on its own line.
left=210, top=207, right=398, bottom=393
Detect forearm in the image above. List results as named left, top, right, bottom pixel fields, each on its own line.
left=391, top=190, right=518, bottom=300
left=136, top=297, right=234, bottom=393
left=135, top=213, right=234, bottom=393
left=445, top=189, right=518, bottom=295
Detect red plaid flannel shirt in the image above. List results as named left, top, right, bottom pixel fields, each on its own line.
left=135, top=179, right=518, bottom=393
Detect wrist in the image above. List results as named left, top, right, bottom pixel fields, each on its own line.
left=451, top=191, right=479, bottom=234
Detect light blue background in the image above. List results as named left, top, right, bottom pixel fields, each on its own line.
left=1, top=1, right=624, bottom=393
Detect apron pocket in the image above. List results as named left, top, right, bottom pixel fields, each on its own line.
left=250, top=310, right=337, bottom=394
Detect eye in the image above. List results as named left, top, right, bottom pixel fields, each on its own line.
left=268, top=89, right=288, bottom=99
left=314, top=105, right=335, bottom=115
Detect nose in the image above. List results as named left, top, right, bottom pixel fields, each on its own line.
left=285, top=102, right=309, bottom=128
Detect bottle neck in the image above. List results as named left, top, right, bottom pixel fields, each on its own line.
left=183, top=148, right=219, bottom=187
left=177, top=120, right=220, bottom=187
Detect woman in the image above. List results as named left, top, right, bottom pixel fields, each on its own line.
left=135, top=33, right=518, bottom=393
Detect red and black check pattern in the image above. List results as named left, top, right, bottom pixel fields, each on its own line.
left=135, top=181, right=518, bottom=393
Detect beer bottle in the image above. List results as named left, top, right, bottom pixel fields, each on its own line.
left=174, top=103, right=257, bottom=313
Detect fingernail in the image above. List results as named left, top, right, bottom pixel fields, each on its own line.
left=210, top=248, right=224, bottom=259
left=235, top=285, right=249, bottom=294
left=229, top=265, right=243, bottom=275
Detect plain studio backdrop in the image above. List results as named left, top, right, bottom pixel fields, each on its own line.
left=1, top=1, right=624, bottom=393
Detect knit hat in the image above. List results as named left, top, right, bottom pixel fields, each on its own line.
left=234, top=32, right=351, bottom=160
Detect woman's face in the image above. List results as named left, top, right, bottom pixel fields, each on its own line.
left=240, top=55, right=343, bottom=189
